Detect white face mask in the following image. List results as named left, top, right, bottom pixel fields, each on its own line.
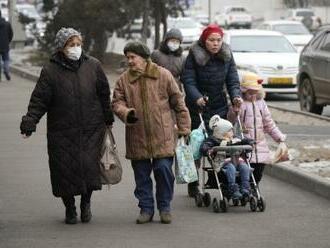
left=66, top=46, right=82, bottom=61
left=167, top=41, right=180, bottom=52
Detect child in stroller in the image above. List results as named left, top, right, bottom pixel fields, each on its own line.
left=200, top=114, right=255, bottom=202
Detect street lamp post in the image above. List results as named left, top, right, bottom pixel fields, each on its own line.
left=208, top=0, right=211, bottom=24
left=8, top=0, right=16, bottom=25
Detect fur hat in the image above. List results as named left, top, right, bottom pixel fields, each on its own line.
left=55, top=27, right=82, bottom=50
left=123, top=41, right=150, bottom=59
left=164, top=28, right=183, bottom=42
left=209, top=115, right=233, bottom=139
left=240, top=71, right=263, bottom=92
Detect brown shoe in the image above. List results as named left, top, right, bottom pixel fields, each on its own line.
left=136, top=212, right=153, bottom=224
left=160, top=212, right=172, bottom=224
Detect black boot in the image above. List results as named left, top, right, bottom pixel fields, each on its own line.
left=188, top=181, right=200, bottom=198
left=65, top=206, right=78, bottom=224
left=80, top=191, right=92, bottom=223
left=62, top=196, right=77, bottom=224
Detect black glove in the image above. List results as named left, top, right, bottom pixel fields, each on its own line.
left=20, top=115, right=36, bottom=136
left=127, top=111, right=138, bottom=124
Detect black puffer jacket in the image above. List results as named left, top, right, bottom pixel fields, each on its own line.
left=21, top=52, right=114, bottom=197
left=0, top=17, right=13, bottom=52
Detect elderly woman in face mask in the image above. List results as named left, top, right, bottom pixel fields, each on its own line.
left=151, top=28, right=185, bottom=91
left=20, top=27, right=114, bottom=225
left=181, top=24, right=243, bottom=198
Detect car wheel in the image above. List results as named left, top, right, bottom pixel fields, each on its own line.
left=299, top=77, right=324, bottom=114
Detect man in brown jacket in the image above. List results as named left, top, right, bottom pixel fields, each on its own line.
left=112, top=41, right=191, bottom=224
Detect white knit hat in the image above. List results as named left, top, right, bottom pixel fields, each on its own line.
left=209, top=115, right=233, bottom=139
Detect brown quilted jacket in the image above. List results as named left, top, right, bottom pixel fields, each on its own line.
left=112, top=61, right=191, bottom=160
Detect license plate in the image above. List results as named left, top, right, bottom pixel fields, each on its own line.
left=268, top=78, right=293, bottom=84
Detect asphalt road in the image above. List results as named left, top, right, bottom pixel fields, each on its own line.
left=0, top=75, right=329, bottom=248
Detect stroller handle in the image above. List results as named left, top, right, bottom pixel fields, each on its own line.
left=212, top=145, right=253, bottom=153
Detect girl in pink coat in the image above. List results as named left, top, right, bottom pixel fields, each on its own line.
left=228, top=72, right=287, bottom=184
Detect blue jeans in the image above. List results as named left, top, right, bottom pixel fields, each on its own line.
left=223, top=162, right=250, bottom=193
left=0, top=51, right=10, bottom=75
left=131, top=157, right=174, bottom=215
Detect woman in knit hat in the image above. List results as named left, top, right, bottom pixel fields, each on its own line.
left=151, top=28, right=185, bottom=91
left=112, top=41, right=191, bottom=224
left=228, top=71, right=287, bottom=185
left=20, top=27, right=114, bottom=224
left=181, top=24, right=242, bottom=198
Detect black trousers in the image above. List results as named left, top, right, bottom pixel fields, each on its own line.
left=250, top=163, right=266, bottom=184
left=62, top=190, right=93, bottom=209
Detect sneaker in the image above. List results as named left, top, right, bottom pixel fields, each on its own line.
left=232, top=190, right=242, bottom=200
left=65, top=207, right=78, bottom=224
left=136, top=212, right=153, bottom=224
left=160, top=212, right=172, bottom=224
left=80, top=203, right=92, bottom=223
left=4, top=72, right=10, bottom=81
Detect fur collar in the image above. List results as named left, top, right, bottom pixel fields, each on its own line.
left=127, top=61, right=160, bottom=83
left=190, top=41, right=232, bottom=66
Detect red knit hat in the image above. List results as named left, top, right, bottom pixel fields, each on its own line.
left=200, top=24, right=224, bottom=42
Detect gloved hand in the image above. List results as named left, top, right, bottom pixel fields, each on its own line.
left=272, top=142, right=289, bottom=164
left=232, top=97, right=243, bottom=113
left=20, top=115, right=36, bottom=137
left=127, top=110, right=138, bottom=124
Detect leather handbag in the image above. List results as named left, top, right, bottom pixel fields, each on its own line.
left=100, top=128, right=122, bottom=185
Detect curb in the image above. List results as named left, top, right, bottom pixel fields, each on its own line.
left=10, top=64, right=39, bottom=82
left=267, top=103, right=330, bottom=122
left=264, top=163, right=330, bottom=200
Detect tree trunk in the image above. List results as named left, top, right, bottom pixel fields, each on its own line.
left=154, top=0, right=161, bottom=49
left=141, top=0, right=150, bottom=43
left=91, top=31, right=108, bottom=62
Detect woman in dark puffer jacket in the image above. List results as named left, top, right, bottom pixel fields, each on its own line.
left=20, top=28, right=114, bottom=224
left=181, top=24, right=242, bottom=197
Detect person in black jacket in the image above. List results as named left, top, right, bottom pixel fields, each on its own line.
left=20, top=27, right=114, bottom=225
left=0, top=10, right=13, bottom=81
left=181, top=24, right=243, bottom=197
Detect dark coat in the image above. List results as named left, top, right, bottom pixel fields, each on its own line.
left=181, top=41, right=240, bottom=130
left=0, top=17, right=13, bottom=52
left=21, top=52, right=114, bottom=197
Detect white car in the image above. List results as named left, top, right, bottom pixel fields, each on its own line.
left=214, top=6, right=252, bottom=29
left=223, top=29, right=299, bottom=94
left=286, top=8, right=321, bottom=31
left=257, top=20, right=313, bottom=52
left=167, top=17, right=203, bottom=50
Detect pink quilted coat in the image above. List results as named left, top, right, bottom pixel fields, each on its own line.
left=228, top=92, right=286, bottom=164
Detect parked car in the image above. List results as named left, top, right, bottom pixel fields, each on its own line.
left=214, top=6, right=252, bottom=29
left=166, top=17, right=203, bottom=49
left=257, top=20, right=313, bottom=52
left=286, top=8, right=321, bottom=31
left=297, top=28, right=330, bottom=115
left=193, top=14, right=209, bottom=26
left=223, top=29, right=299, bottom=94
left=117, top=18, right=151, bottom=39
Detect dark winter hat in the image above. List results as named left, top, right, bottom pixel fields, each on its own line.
left=54, top=27, right=82, bottom=50
left=164, top=28, right=183, bottom=42
left=123, top=41, right=150, bottom=59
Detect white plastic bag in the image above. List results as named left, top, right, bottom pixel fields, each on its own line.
left=175, top=137, right=198, bottom=184
left=272, top=142, right=289, bottom=164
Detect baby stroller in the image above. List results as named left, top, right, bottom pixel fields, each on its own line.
left=194, top=114, right=266, bottom=213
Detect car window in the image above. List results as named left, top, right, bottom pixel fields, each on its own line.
left=272, top=24, right=310, bottom=35
left=230, top=35, right=297, bottom=53
left=319, top=33, right=330, bottom=52
left=296, top=10, right=314, bottom=18
left=310, top=32, right=326, bottom=49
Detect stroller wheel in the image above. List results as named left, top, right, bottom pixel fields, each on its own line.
left=212, top=198, right=220, bottom=213
left=249, top=197, right=257, bottom=212
left=195, top=193, right=203, bottom=208
left=232, top=198, right=239, bottom=206
left=257, top=197, right=266, bottom=212
left=220, top=199, right=228, bottom=212
left=203, top=192, right=211, bottom=207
